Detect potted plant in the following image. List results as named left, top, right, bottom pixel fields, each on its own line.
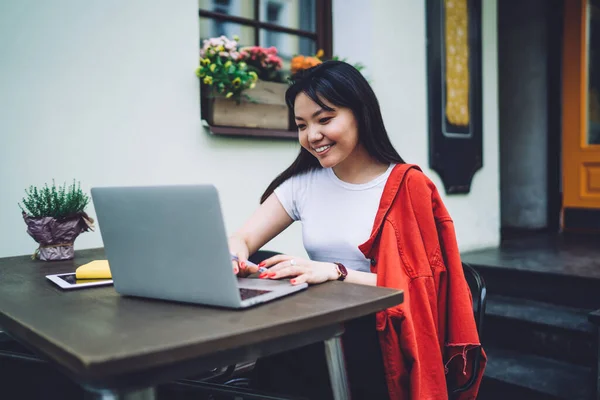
left=196, top=35, right=289, bottom=130
left=19, top=180, right=95, bottom=261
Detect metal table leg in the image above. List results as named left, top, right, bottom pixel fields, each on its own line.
left=84, top=387, right=156, bottom=400
left=324, top=336, right=350, bottom=400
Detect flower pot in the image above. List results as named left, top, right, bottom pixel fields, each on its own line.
left=22, top=212, right=95, bottom=261
left=203, top=80, right=290, bottom=130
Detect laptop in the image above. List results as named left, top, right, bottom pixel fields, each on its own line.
left=90, top=184, right=308, bottom=308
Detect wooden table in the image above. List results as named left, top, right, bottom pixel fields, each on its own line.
left=0, top=248, right=403, bottom=399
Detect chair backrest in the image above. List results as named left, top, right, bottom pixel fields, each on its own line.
left=462, top=262, right=487, bottom=338
left=248, top=250, right=282, bottom=265
left=450, top=262, right=487, bottom=397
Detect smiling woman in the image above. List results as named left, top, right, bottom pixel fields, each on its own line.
left=227, top=61, right=405, bottom=397
left=227, top=61, right=407, bottom=283
left=226, top=60, right=485, bottom=399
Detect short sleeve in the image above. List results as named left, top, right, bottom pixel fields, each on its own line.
left=274, top=175, right=301, bottom=221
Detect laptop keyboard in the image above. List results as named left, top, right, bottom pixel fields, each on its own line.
left=239, top=288, right=272, bottom=300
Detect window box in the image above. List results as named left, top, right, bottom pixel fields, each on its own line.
left=202, top=80, right=295, bottom=135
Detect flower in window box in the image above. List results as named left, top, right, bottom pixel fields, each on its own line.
left=238, top=46, right=284, bottom=82
left=195, top=35, right=257, bottom=104
left=290, top=49, right=366, bottom=77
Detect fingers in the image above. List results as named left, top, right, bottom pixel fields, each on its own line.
left=258, top=254, right=292, bottom=269
left=290, top=274, right=308, bottom=286
left=231, top=261, right=240, bottom=275
left=243, top=261, right=259, bottom=274
left=233, top=252, right=259, bottom=275
left=267, top=259, right=297, bottom=273
left=261, top=266, right=304, bottom=280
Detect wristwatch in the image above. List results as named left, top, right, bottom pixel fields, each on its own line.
left=334, top=262, right=348, bottom=281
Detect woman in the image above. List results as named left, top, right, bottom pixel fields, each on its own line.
left=229, top=60, right=403, bottom=285
left=229, top=61, right=484, bottom=400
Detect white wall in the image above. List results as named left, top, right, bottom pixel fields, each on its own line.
left=333, top=0, right=500, bottom=251
left=0, top=0, right=498, bottom=258
left=0, top=0, right=304, bottom=258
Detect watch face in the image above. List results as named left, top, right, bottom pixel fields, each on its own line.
left=335, top=263, right=347, bottom=280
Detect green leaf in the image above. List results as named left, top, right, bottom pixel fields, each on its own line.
left=19, top=180, right=89, bottom=218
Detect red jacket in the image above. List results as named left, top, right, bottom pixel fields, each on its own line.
left=359, top=164, right=486, bottom=400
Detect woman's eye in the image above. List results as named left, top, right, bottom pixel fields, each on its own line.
left=297, top=124, right=306, bottom=130
left=319, top=117, right=332, bottom=124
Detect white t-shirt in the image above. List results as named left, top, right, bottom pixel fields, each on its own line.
left=274, top=164, right=395, bottom=273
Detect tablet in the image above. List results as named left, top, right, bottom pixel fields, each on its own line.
left=46, top=272, right=113, bottom=290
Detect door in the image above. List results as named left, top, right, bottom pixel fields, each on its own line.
left=562, top=0, right=600, bottom=231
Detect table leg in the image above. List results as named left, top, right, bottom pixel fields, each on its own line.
left=324, top=336, right=350, bottom=400
left=84, top=387, right=156, bottom=400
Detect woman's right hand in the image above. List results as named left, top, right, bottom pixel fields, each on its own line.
left=227, top=193, right=295, bottom=277
left=228, top=235, right=255, bottom=277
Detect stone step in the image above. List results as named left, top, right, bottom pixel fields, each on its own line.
left=484, top=294, right=596, bottom=367
left=480, top=346, right=594, bottom=400
left=461, top=234, right=600, bottom=309
left=468, top=262, right=600, bottom=309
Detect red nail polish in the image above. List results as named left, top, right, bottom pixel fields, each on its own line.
left=241, top=262, right=246, bottom=269
left=268, top=272, right=275, bottom=277
left=234, top=267, right=239, bottom=274
left=290, top=279, right=296, bottom=284
left=259, top=262, right=266, bottom=267
left=259, top=273, right=267, bottom=279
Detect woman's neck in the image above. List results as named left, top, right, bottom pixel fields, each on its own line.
left=332, top=145, right=390, bottom=184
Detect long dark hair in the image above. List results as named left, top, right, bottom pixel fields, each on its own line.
left=260, top=60, right=405, bottom=203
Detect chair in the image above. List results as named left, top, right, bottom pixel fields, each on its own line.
left=0, top=331, right=47, bottom=364
left=449, top=262, right=487, bottom=398
left=248, top=250, right=283, bottom=266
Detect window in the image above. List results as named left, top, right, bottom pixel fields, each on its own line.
left=199, top=0, right=332, bottom=70
left=212, top=0, right=233, bottom=37
left=264, top=2, right=283, bottom=51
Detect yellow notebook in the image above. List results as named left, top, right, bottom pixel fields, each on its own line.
left=75, top=260, right=112, bottom=279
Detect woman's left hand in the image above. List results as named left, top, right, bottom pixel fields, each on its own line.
left=258, top=254, right=339, bottom=285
